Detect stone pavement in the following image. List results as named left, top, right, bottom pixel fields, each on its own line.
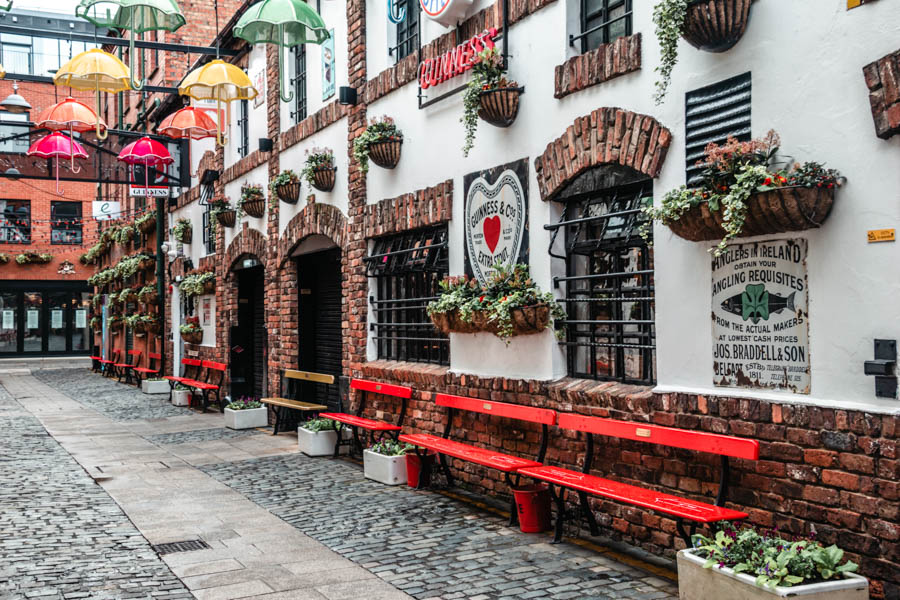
left=2, top=369, right=679, bottom=600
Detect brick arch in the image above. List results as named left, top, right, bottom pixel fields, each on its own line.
left=534, top=107, right=673, bottom=202
left=223, top=226, right=268, bottom=280
left=277, top=203, right=348, bottom=268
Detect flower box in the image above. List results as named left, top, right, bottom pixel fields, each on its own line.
left=478, top=87, right=523, bottom=128
left=172, top=389, right=192, bottom=406
left=682, top=0, right=754, bottom=53
left=310, top=167, right=336, bottom=192
left=275, top=181, right=301, bottom=204
left=368, top=140, right=402, bottom=170
left=224, top=406, right=268, bottom=430
left=676, top=549, right=868, bottom=600
left=666, top=186, right=835, bottom=243
left=141, top=379, right=169, bottom=395
left=430, top=304, right=551, bottom=337
left=363, top=449, right=408, bottom=485
left=181, top=329, right=203, bottom=344
left=297, top=426, right=351, bottom=456
left=137, top=214, right=157, bottom=234
left=216, top=209, right=236, bottom=228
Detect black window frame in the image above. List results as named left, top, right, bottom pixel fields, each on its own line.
left=50, top=201, right=83, bottom=245
left=0, top=199, right=31, bottom=244
left=237, top=99, right=249, bottom=158
left=573, top=0, right=632, bottom=53
left=390, top=0, right=420, bottom=62
left=0, top=111, right=30, bottom=154
left=291, top=44, right=307, bottom=124
left=366, top=226, right=449, bottom=366
left=201, top=182, right=216, bottom=255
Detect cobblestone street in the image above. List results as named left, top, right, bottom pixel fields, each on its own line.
left=0, top=367, right=678, bottom=600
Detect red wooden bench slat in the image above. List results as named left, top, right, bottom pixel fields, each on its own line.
left=203, top=360, right=227, bottom=371
left=319, top=412, right=401, bottom=432
left=350, top=378, right=412, bottom=399
left=149, top=353, right=161, bottom=360
left=400, top=433, right=542, bottom=473
left=436, top=394, right=556, bottom=426
left=190, top=382, right=219, bottom=390
left=133, top=367, right=159, bottom=373
left=182, top=358, right=202, bottom=367
left=163, top=376, right=189, bottom=382
left=557, top=413, right=759, bottom=460
left=128, top=349, right=141, bottom=356
left=519, top=465, right=749, bottom=523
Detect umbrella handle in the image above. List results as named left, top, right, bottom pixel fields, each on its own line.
left=69, top=125, right=82, bottom=174
left=95, top=86, right=108, bottom=140
left=279, top=24, right=294, bottom=104
left=215, top=95, right=227, bottom=147
left=55, top=156, right=63, bottom=196
left=128, top=15, right=144, bottom=91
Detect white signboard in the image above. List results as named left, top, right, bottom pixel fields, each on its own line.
left=75, top=309, right=86, bottom=329
left=1, top=310, right=13, bottom=330
left=712, top=239, right=810, bottom=394
left=201, top=297, right=212, bottom=327
left=51, top=309, right=63, bottom=329
left=129, top=185, right=169, bottom=197
left=464, top=168, right=527, bottom=285
left=419, top=0, right=473, bottom=28
left=26, top=310, right=38, bottom=329
left=92, top=200, right=122, bottom=221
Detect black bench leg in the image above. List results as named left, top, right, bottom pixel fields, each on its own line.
left=351, top=427, right=364, bottom=457
left=438, top=452, right=454, bottom=487
left=675, top=519, right=697, bottom=547
left=505, top=473, right=520, bottom=527
left=550, top=485, right=567, bottom=544
left=272, top=406, right=282, bottom=435
left=577, top=491, right=600, bottom=537
left=415, top=447, right=431, bottom=490
left=332, top=423, right=344, bottom=458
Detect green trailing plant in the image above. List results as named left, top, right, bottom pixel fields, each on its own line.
left=652, top=0, right=689, bottom=104
left=124, top=313, right=141, bottom=329
left=461, top=46, right=516, bottom=156
left=90, top=316, right=101, bottom=331
left=87, top=267, right=116, bottom=287
left=692, top=522, right=858, bottom=589
left=173, top=218, right=192, bottom=243
left=15, top=252, right=52, bottom=265
left=91, top=294, right=102, bottom=308
left=642, top=130, right=843, bottom=254
left=179, top=315, right=202, bottom=335
left=179, top=268, right=215, bottom=297
left=300, top=148, right=334, bottom=185
left=352, top=115, right=403, bottom=174
left=225, top=396, right=263, bottom=410
left=107, top=314, right=124, bottom=330
left=137, top=285, right=157, bottom=302
left=209, top=198, right=233, bottom=226
left=113, top=224, right=135, bottom=245
left=269, top=169, right=301, bottom=205
left=113, top=253, right=153, bottom=279
left=135, top=211, right=156, bottom=232
left=369, top=438, right=414, bottom=456
left=0, top=253, right=8, bottom=265
left=237, top=183, right=265, bottom=220
left=300, top=417, right=337, bottom=432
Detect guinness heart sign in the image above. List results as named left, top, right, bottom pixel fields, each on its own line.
left=464, top=168, right=526, bottom=285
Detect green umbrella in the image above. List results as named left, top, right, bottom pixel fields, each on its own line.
left=235, top=0, right=330, bottom=104
left=0, top=2, right=12, bottom=11
left=75, top=0, right=185, bottom=91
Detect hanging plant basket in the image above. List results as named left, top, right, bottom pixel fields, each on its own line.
left=311, top=167, right=336, bottom=192
left=276, top=181, right=301, bottom=204
left=430, top=305, right=551, bottom=337
left=368, top=140, right=402, bottom=170
left=179, top=228, right=192, bottom=244
left=478, top=87, right=523, bottom=128
left=121, top=289, right=137, bottom=303
left=137, top=214, right=157, bottom=234
left=682, top=0, right=754, bottom=53
left=202, top=279, right=216, bottom=294
left=181, top=330, right=203, bottom=344
left=217, top=209, right=237, bottom=228
left=140, top=291, right=158, bottom=304
left=145, top=321, right=160, bottom=334
left=140, top=257, right=156, bottom=272
left=666, top=186, right=835, bottom=242
left=242, top=198, right=266, bottom=218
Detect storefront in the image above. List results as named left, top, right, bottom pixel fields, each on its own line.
left=0, top=281, right=92, bottom=356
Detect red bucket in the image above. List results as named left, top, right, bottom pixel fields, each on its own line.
left=513, top=484, right=552, bottom=533
left=406, top=452, right=435, bottom=488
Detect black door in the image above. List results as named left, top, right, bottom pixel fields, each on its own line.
left=297, top=248, right=342, bottom=411
left=230, top=264, right=265, bottom=399
left=0, top=283, right=91, bottom=356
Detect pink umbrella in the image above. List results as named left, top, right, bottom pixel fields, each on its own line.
left=117, top=136, right=174, bottom=194
left=26, top=131, right=89, bottom=195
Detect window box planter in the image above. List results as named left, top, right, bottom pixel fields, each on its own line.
left=181, top=329, right=203, bottom=344
left=682, top=0, right=754, bottom=53
left=141, top=379, right=169, bottom=395
left=363, top=449, right=408, bottom=485
left=478, top=87, right=523, bottom=128
left=275, top=181, right=301, bottom=204
left=297, top=425, right=351, bottom=456
left=676, top=549, right=869, bottom=600
left=310, top=167, right=336, bottom=192
left=172, top=389, right=192, bottom=406
left=368, top=140, right=402, bottom=170
left=140, top=257, right=156, bottom=272
left=430, top=304, right=551, bottom=337
left=137, top=213, right=157, bottom=234
left=216, top=209, right=237, bottom=228
left=224, top=406, right=268, bottom=430
left=666, top=186, right=835, bottom=243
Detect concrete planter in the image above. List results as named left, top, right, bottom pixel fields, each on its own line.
left=141, top=380, right=169, bottom=395
left=172, top=389, right=192, bottom=407
left=363, top=450, right=408, bottom=485
left=677, top=550, right=869, bottom=600
left=297, top=426, right=351, bottom=456
left=224, top=407, right=268, bottom=430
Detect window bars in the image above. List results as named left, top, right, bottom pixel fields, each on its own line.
left=685, top=72, right=751, bottom=185
left=0, top=199, right=30, bottom=244
left=237, top=99, right=249, bottom=158
left=365, top=226, right=449, bottom=365
left=547, top=179, right=656, bottom=384
left=571, top=0, right=631, bottom=53
left=389, top=0, right=420, bottom=61
left=292, top=45, right=307, bottom=124
left=201, top=182, right=215, bottom=255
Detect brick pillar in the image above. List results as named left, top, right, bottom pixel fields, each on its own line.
left=265, top=42, right=283, bottom=397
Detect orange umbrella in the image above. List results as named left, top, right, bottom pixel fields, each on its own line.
left=157, top=106, right=217, bottom=176
left=35, top=97, right=107, bottom=173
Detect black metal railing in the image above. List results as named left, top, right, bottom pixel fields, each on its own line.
left=570, top=0, right=632, bottom=52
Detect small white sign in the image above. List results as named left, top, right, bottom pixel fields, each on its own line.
left=129, top=186, right=169, bottom=197
left=51, top=309, right=63, bottom=329
left=93, top=200, right=122, bottom=221
left=26, top=310, right=38, bottom=329
left=1, top=309, right=13, bottom=330
left=201, top=297, right=212, bottom=327
left=75, top=309, right=86, bottom=329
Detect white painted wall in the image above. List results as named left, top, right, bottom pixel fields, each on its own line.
left=224, top=46, right=269, bottom=169
left=223, top=164, right=270, bottom=251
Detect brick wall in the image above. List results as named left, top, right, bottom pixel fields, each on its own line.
left=863, top=48, right=900, bottom=139
left=554, top=34, right=642, bottom=99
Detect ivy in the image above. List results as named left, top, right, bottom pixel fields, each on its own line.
left=352, top=116, right=402, bottom=174
left=652, top=0, right=688, bottom=104
left=461, top=47, right=512, bottom=157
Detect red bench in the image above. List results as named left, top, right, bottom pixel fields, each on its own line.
left=99, top=349, right=121, bottom=377
left=115, top=350, right=142, bottom=385
left=518, top=413, right=759, bottom=544
left=133, top=352, right=161, bottom=386
left=400, top=393, right=557, bottom=525
left=184, top=360, right=227, bottom=413
left=320, top=379, right=413, bottom=457
left=164, top=358, right=202, bottom=402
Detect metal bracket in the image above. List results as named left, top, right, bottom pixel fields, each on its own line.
left=864, top=339, right=897, bottom=398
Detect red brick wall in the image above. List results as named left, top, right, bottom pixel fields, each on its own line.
left=864, top=47, right=900, bottom=139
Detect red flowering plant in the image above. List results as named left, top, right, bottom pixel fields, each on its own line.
left=179, top=316, right=202, bottom=335
left=462, top=47, right=517, bottom=157
left=643, top=130, right=844, bottom=255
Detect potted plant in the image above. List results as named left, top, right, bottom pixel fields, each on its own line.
left=15, top=252, right=52, bottom=265
left=302, top=148, right=336, bottom=192
left=125, top=313, right=142, bottom=333
left=137, top=284, right=158, bottom=304
left=679, top=522, right=868, bottom=599
left=643, top=131, right=843, bottom=255
left=0, top=253, right=8, bottom=265
left=363, top=438, right=413, bottom=485
left=462, top=46, right=522, bottom=156
left=137, top=313, right=159, bottom=334
left=141, top=377, right=169, bottom=395
left=353, top=115, right=403, bottom=173
left=136, top=211, right=157, bottom=234
left=297, top=417, right=351, bottom=456
left=179, top=269, right=215, bottom=297
left=120, top=287, right=138, bottom=304
left=427, top=264, right=567, bottom=341
left=90, top=316, right=102, bottom=332
left=239, top=183, right=266, bottom=219
left=653, top=0, right=755, bottom=103
left=270, top=169, right=301, bottom=204
left=173, top=218, right=192, bottom=243
left=172, top=383, right=192, bottom=406
left=180, top=316, right=203, bottom=344
left=224, top=396, right=267, bottom=429
left=114, top=224, right=135, bottom=245
left=108, top=315, right=124, bottom=333
left=211, top=198, right=236, bottom=228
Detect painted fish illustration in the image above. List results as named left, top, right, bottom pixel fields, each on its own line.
left=720, top=284, right=796, bottom=324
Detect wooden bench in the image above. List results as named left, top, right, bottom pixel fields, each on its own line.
left=260, top=369, right=332, bottom=434
left=400, top=393, right=557, bottom=524
left=132, top=352, right=161, bottom=386
left=115, top=350, right=142, bottom=385
left=164, top=358, right=202, bottom=403
left=518, top=413, right=760, bottom=544
left=184, top=360, right=227, bottom=413
left=99, top=349, right=121, bottom=377
left=320, top=379, right=413, bottom=457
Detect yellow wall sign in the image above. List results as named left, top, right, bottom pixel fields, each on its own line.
left=867, top=228, right=895, bottom=243
left=848, top=0, right=876, bottom=8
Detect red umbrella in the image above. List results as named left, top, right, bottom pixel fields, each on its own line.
left=157, top=106, right=216, bottom=175
left=27, top=131, right=89, bottom=195
left=117, top=136, right=174, bottom=194
left=35, top=97, right=106, bottom=173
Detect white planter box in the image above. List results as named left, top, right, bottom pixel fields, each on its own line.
left=677, top=549, right=869, bottom=600
left=172, top=389, right=192, bottom=407
left=224, top=407, right=268, bottom=430
left=141, top=380, right=169, bottom=395
left=297, top=426, right=352, bottom=456
left=363, top=449, right=408, bottom=486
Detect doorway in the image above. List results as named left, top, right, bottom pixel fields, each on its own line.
left=296, top=248, right=342, bottom=411
left=229, top=260, right=266, bottom=400
left=0, top=283, right=91, bottom=356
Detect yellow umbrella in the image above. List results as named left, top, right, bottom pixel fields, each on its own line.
left=0, top=64, right=5, bottom=79
left=53, top=48, right=131, bottom=140
left=179, top=59, right=257, bottom=147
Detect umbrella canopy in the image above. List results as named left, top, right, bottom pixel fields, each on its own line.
left=235, top=0, right=329, bottom=103
left=117, top=136, right=173, bottom=166
left=27, top=132, right=88, bottom=159
left=76, top=0, right=185, bottom=90
left=157, top=106, right=216, bottom=140
left=36, top=97, right=107, bottom=134
left=53, top=48, right=130, bottom=139
left=179, top=60, right=257, bottom=146
left=0, top=64, right=5, bottom=79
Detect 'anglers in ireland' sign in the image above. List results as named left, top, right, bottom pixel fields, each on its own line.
left=711, top=239, right=810, bottom=394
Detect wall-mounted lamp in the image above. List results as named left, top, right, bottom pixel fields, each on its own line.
left=1, top=82, right=31, bottom=114
left=339, top=86, right=357, bottom=106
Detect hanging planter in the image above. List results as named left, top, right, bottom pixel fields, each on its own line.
left=15, top=252, right=52, bottom=265
left=136, top=211, right=157, bottom=234
left=682, top=0, right=753, bottom=53
left=211, top=198, right=236, bottom=228
left=270, top=169, right=301, bottom=204
left=239, top=183, right=266, bottom=218
left=302, top=148, right=336, bottom=192
left=140, top=255, right=156, bottom=272
left=368, top=140, right=402, bottom=170
left=478, top=86, right=523, bottom=128
left=180, top=317, right=203, bottom=344
left=179, top=269, right=216, bottom=297
left=310, top=167, right=336, bottom=192
left=431, top=305, right=551, bottom=337
left=462, top=47, right=519, bottom=155
left=353, top=116, right=403, bottom=173
left=173, top=218, right=192, bottom=244
left=137, top=285, right=158, bottom=305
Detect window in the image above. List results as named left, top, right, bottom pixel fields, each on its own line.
left=291, top=45, right=307, bottom=124
left=575, top=0, right=632, bottom=53
left=685, top=72, right=751, bottom=184
left=237, top=99, right=249, bottom=158
left=0, top=112, right=29, bottom=154
left=366, top=226, right=449, bottom=365
left=549, top=175, right=655, bottom=384
left=201, top=182, right=216, bottom=255
left=392, top=0, right=419, bottom=61
left=1, top=33, right=31, bottom=74
left=0, top=200, right=30, bottom=244
left=51, top=201, right=82, bottom=245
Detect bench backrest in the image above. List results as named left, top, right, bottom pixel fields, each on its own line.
left=436, top=393, right=557, bottom=426
left=181, top=357, right=201, bottom=378
left=182, top=358, right=201, bottom=367
left=557, top=413, right=759, bottom=460
left=287, top=370, right=335, bottom=384
left=127, top=350, right=142, bottom=366
left=351, top=378, right=411, bottom=398
left=203, top=360, right=227, bottom=372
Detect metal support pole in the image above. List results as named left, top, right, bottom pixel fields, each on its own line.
left=156, top=194, right=166, bottom=377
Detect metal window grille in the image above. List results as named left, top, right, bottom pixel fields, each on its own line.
left=237, top=100, right=249, bottom=158
left=390, top=0, right=419, bottom=61
left=50, top=201, right=82, bottom=245
left=548, top=179, right=655, bottom=384
left=201, top=182, right=215, bottom=255
left=0, top=199, right=30, bottom=244
left=572, top=0, right=631, bottom=53
left=366, top=226, right=449, bottom=365
left=685, top=72, right=751, bottom=185
left=0, top=113, right=29, bottom=154
left=292, top=45, right=307, bottom=124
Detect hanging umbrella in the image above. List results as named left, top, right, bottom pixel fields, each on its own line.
left=27, top=132, right=89, bottom=195
left=0, top=2, right=11, bottom=12
left=179, top=60, right=257, bottom=146
left=75, top=0, right=185, bottom=91
left=53, top=48, right=130, bottom=140
left=235, top=0, right=329, bottom=104
left=36, top=97, right=107, bottom=173
left=117, top=135, right=173, bottom=195
left=157, top=106, right=216, bottom=175
left=0, top=64, right=5, bottom=79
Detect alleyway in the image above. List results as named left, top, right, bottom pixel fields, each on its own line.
left=0, top=367, right=678, bottom=600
